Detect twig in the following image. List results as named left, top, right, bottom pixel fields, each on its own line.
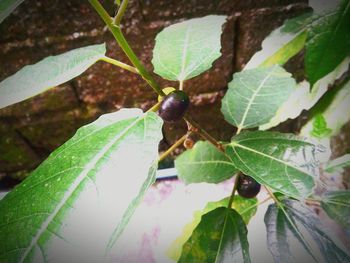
left=158, top=133, right=189, bottom=162
left=100, top=56, right=138, bottom=74
left=184, top=115, right=224, bottom=152
left=113, top=0, right=129, bottom=25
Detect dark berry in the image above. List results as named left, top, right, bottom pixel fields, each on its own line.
left=158, top=90, right=190, bottom=122
left=237, top=174, right=261, bottom=198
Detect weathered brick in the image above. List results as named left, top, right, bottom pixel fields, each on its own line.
left=0, top=122, right=41, bottom=172
left=0, top=84, right=79, bottom=117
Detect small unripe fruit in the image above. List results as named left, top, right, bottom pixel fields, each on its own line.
left=159, top=90, right=190, bottom=122
left=237, top=174, right=261, bottom=198
left=158, top=87, right=176, bottom=102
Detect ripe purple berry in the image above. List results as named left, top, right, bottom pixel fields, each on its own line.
left=159, top=90, right=190, bottom=122
left=237, top=174, right=261, bottom=198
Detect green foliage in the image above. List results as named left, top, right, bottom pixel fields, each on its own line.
left=0, top=43, right=106, bottom=109
left=325, top=154, right=350, bottom=173
left=221, top=65, right=296, bottom=131
left=0, top=109, right=163, bottom=262
left=1, top=1, right=349, bottom=262
left=178, top=207, right=251, bottom=263
left=245, top=13, right=313, bottom=69
left=261, top=56, right=350, bottom=130
left=175, top=141, right=238, bottom=184
left=301, top=79, right=350, bottom=139
left=321, top=190, right=350, bottom=229
left=168, top=195, right=257, bottom=261
left=0, top=0, right=25, bottom=23
left=265, top=199, right=350, bottom=263
left=305, top=0, right=350, bottom=85
left=226, top=131, right=321, bottom=199
left=152, top=15, right=226, bottom=81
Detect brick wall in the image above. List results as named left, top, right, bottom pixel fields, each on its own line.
left=0, top=0, right=310, bottom=179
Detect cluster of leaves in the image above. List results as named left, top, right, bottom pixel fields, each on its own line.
left=0, top=0, right=349, bottom=262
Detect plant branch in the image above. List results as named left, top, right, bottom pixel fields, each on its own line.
left=88, top=0, right=165, bottom=96
left=158, top=133, right=189, bottom=162
left=113, top=0, right=129, bottom=25
left=100, top=56, right=138, bottom=74
left=184, top=115, right=224, bottom=152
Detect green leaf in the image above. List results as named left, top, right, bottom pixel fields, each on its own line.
left=0, top=0, right=25, bottom=23
left=325, top=154, right=350, bottom=173
left=301, top=79, right=350, bottom=139
left=175, top=141, right=238, bottom=184
left=168, top=196, right=257, bottom=261
left=265, top=199, right=350, bottom=262
left=178, top=207, right=251, bottom=263
left=152, top=15, right=226, bottom=81
left=0, top=108, right=163, bottom=262
left=310, top=114, right=332, bottom=138
left=321, top=190, right=350, bottom=229
left=221, top=65, right=296, bottom=131
left=0, top=43, right=106, bottom=109
left=226, top=131, right=322, bottom=199
left=305, top=0, right=350, bottom=85
left=245, top=12, right=313, bottom=69
left=260, top=56, right=350, bottom=130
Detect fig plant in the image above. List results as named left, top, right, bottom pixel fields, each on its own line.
left=0, top=0, right=350, bottom=262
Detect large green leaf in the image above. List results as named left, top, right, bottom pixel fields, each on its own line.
left=244, top=13, right=313, bottom=69
left=152, top=15, right=226, bottom=81
left=226, top=131, right=322, bottom=199
left=221, top=65, right=296, bottom=131
left=0, top=0, right=25, bottom=23
left=0, top=108, right=163, bottom=262
left=260, top=56, right=350, bottom=130
left=301, top=79, right=350, bottom=139
left=325, top=154, right=350, bottom=173
left=168, top=196, right=257, bottom=261
left=321, top=190, right=350, bottom=229
left=0, top=43, right=106, bottom=109
left=175, top=141, right=238, bottom=184
left=305, top=0, right=350, bottom=85
left=178, top=207, right=251, bottom=263
left=265, top=199, right=350, bottom=262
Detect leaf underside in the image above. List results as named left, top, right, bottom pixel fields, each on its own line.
left=0, top=109, right=163, bottom=263
left=226, top=131, right=322, bottom=199
left=0, top=43, right=106, bottom=109
left=175, top=141, right=238, bottom=184
left=221, top=65, right=296, bottom=130
left=321, top=190, right=350, bottom=229
left=152, top=15, right=226, bottom=81
left=265, top=199, right=350, bottom=263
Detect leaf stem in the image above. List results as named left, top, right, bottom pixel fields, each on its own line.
left=179, top=80, right=184, bottom=91
left=100, top=56, right=138, bottom=74
left=265, top=186, right=280, bottom=205
left=240, top=196, right=272, bottom=215
left=88, top=0, right=165, bottom=96
left=113, top=0, right=129, bottom=25
left=227, top=174, right=240, bottom=208
left=158, top=133, right=189, bottom=162
left=184, top=115, right=224, bottom=152
left=147, top=101, right=161, bottom=113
